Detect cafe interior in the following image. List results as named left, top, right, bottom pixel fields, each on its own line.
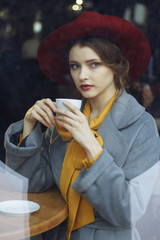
left=0, top=0, right=160, bottom=161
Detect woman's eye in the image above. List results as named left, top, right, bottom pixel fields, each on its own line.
left=70, top=64, right=79, bottom=70
left=91, top=62, right=100, bottom=67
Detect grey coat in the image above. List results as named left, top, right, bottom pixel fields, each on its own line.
left=5, top=91, right=160, bottom=240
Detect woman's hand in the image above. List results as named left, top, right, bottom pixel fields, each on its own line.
left=23, top=98, right=56, bottom=138
left=55, top=100, right=102, bottom=160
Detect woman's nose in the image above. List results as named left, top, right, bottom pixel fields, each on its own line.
left=79, top=67, right=89, bottom=81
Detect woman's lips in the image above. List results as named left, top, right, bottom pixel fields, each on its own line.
left=80, top=84, right=93, bottom=91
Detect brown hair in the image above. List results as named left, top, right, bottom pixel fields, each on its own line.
left=66, top=36, right=130, bottom=91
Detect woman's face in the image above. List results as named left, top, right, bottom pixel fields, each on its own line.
left=69, top=44, right=116, bottom=101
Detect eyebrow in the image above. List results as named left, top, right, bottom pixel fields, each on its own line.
left=69, top=58, right=101, bottom=63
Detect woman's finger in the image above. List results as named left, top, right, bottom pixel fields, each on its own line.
left=32, top=104, right=54, bottom=127
left=36, top=99, right=55, bottom=122
left=55, top=114, right=79, bottom=127
left=29, top=107, right=53, bottom=127
left=55, top=101, right=82, bottom=118
left=56, top=119, right=72, bottom=132
left=42, top=98, right=56, bottom=111
left=63, top=100, right=81, bottom=114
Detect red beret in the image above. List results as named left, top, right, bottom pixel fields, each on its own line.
left=37, top=11, right=151, bottom=85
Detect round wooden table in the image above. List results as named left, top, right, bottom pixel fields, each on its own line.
left=0, top=187, right=68, bottom=240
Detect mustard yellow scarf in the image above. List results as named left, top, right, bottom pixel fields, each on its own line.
left=57, top=90, right=118, bottom=239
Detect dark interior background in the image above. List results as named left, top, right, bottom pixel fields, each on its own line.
left=1, top=0, right=160, bottom=161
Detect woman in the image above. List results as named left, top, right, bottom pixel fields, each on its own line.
left=5, top=12, right=160, bottom=240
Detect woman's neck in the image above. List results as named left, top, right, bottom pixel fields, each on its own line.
left=89, top=90, right=117, bottom=121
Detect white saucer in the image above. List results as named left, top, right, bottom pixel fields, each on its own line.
left=0, top=200, right=40, bottom=216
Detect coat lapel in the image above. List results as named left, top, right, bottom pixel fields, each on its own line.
left=97, top=91, right=145, bottom=168
left=98, top=111, right=128, bottom=168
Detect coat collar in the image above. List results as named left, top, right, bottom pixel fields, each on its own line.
left=97, top=90, right=145, bottom=167
left=111, top=90, right=145, bottom=129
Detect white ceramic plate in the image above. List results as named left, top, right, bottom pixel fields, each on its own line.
left=0, top=200, right=40, bottom=216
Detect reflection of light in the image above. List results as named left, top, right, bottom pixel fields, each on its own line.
left=33, top=21, right=42, bottom=33
left=6, top=23, right=12, bottom=33
left=123, top=8, right=132, bottom=22
left=0, top=10, right=4, bottom=18
left=22, top=39, right=40, bottom=59
left=72, top=4, right=82, bottom=11
left=124, top=3, right=147, bottom=25
left=133, top=3, right=147, bottom=25
left=76, top=0, right=83, bottom=5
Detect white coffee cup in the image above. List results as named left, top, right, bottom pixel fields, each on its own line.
left=53, top=98, right=82, bottom=111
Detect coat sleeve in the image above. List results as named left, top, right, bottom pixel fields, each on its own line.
left=4, top=120, right=55, bottom=192
left=72, top=118, right=160, bottom=228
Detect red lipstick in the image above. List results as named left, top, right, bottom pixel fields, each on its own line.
left=80, top=84, right=93, bottom=91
